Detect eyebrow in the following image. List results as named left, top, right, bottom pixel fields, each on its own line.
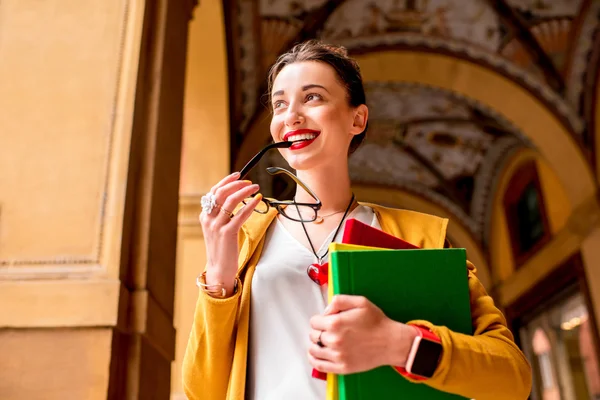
left=272, top=84, right=330, bottom=98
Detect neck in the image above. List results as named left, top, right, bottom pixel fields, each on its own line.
left=294, top=160, right=353, bottom=213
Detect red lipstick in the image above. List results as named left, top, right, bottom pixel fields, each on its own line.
left=283, top=129, right=321, bottom=151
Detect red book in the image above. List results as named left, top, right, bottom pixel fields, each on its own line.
left=342, top=218, right=419, bottom=250
left=312, top=219, right=420, bottom=381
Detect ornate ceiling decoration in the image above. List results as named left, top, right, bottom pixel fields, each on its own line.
left=348, top=82, right=528, bottom=238
left=224, top=0, right=600, bottom=247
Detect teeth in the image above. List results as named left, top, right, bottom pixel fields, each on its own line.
left=286, top=133, right=318, bottom=142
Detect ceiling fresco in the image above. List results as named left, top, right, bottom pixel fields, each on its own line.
left=225, top=0, right=600, bottom=246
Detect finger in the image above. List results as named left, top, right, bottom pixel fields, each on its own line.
left=308, top=343, right=336, bottom=362
left=202, top=183, right=258, bottom=227
left=308, top=353, right=343, bottom=374
left=213, top=180, right=254, bottom=205
left=228, top=192, right=263, bottom=227
left=210, top=171, right=241, bottom=194
left=310, top=314, right=329, bottom=331
left=309, top=329, right=322, bottom=345
left=215, top=184, right=260, bottom=224
left=221, top=183, right=260, bottom=213
left=326, top=295, right=369, bottom=314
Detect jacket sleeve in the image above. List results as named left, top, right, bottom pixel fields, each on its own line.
left=182, top=280, right=243, bottom=400
left=405, top=261, right=532, bottom=400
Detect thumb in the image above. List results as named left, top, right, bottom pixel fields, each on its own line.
left=325, top=295, right=367, bottom=315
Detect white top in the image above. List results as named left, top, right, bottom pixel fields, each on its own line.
left=247, top=205, right=382, bottom=400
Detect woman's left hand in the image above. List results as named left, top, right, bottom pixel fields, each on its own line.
left=308, top=295, right=416, bottom=375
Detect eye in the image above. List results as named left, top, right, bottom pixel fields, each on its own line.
left=305, top=93, right=322, bottom=102
left=273, top=100, right=286, bottom=110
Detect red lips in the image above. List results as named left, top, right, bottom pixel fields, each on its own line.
left=283, top=129, right=321, bottom=151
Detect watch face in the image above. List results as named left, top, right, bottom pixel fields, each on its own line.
left=411, top=339, right=443, bottom=378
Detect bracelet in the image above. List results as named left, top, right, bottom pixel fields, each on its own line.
left=196, top=271, right=238, bottom=298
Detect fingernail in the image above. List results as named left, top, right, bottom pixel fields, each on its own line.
left=232, top=172, right=240, bottom=177
left=255, top=194, right=263, bottom=201
left=242, top=180, right=252, bottom=184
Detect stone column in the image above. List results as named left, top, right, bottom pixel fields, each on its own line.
left=0, top=1, right=195, bottom=399
left=171, top=1, right=231, bottom=398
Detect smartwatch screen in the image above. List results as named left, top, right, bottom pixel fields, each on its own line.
left=411, top=339, right=443, bottom=378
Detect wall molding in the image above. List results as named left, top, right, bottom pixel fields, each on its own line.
left=0, top=279, right=120, bottom=328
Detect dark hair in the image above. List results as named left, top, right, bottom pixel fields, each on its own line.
left=267, top=40, right=368, bottom=155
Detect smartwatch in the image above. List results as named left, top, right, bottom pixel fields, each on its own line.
left=400, top=326, right=443, bottom=379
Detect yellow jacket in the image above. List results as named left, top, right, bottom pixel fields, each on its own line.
left=183, top=203, right=532, bottom=400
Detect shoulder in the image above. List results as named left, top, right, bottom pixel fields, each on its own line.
left=362, top=202, right=449, bottom=249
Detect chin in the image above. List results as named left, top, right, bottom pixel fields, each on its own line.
left=283, top=153, right=321, bottom=171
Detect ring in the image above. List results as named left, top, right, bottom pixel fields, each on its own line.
left=221, top=207, right=234, bottom=218
left=317, top=331, right=324, bottom=348
left=201, top=193, right=218, bottom=215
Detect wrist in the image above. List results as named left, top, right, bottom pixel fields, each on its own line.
left=386, top=321, right=418, bottom=368
left=204, top=268, right=237, bottom=296
left=394, top=325, right=443, bottom=380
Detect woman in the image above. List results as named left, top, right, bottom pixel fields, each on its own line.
left=183, top=40, right=532, bottom=400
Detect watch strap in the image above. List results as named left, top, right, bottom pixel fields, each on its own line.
left=394, top=325, right=441, bottom=381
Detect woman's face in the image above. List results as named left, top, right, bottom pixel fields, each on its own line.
left=269, top=61, right=367, bottom=171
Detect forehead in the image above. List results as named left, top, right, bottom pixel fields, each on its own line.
left=272, top=61, right=340, bottom=92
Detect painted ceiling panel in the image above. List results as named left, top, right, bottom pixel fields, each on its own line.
left=225, top=0, right=600, bottom=244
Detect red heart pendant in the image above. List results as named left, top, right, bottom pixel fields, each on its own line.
left=307, top=262, right=328, bottom=286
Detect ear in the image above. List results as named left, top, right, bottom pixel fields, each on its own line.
left=350, top=104, right=368, bottom=136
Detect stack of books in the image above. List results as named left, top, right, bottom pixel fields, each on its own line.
left=323, top=219, right=472, bottom=400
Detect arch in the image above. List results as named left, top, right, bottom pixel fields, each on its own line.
left=353, top=184, right=491, bottom=289
left=489, top=148, right=572, bottom=282
left=354, top=51, right=595, bottom=209
left=237, top=50, right=596, bottom=212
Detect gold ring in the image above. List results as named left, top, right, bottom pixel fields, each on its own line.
left=221, top=207, right=234, bottom=218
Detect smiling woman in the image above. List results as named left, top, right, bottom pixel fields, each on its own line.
left=182, top=40, right=532, bottom=400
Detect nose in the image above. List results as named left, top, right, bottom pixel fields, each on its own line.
left=284, top=104, right=304, bottom=128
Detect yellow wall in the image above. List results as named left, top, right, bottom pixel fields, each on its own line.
left=490, top=149, right=572, bottom=283
left=172, top=1, right=230, bottom=398
left=490, top=150, right=600, bottom=309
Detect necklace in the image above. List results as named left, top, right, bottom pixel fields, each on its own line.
left=295, top=194, right=356, bottom=286
left=312, top=209, right=346, bottom=224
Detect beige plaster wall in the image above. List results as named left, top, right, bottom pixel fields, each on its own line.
left=0, top=0, right=128, bottom=264
left=0, top=329, right=112, bottom=400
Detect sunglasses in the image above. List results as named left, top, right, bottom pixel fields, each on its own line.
left=239, top=142, right=322, bottom=223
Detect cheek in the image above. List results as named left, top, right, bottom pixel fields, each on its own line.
left=320, top=109, right=353, bottom=138
left=270, top=115, right=283, bottom=140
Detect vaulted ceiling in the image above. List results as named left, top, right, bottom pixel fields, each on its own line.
left=223, top=0, right=600, bottom=247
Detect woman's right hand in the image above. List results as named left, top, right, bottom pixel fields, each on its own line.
left=199, top=172, right=262, bottom=295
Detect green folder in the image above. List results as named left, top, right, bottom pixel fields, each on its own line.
left=329, top=243, right=472, bottom=400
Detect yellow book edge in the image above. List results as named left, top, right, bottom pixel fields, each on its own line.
left=326, top=243, right=383, bottom=400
